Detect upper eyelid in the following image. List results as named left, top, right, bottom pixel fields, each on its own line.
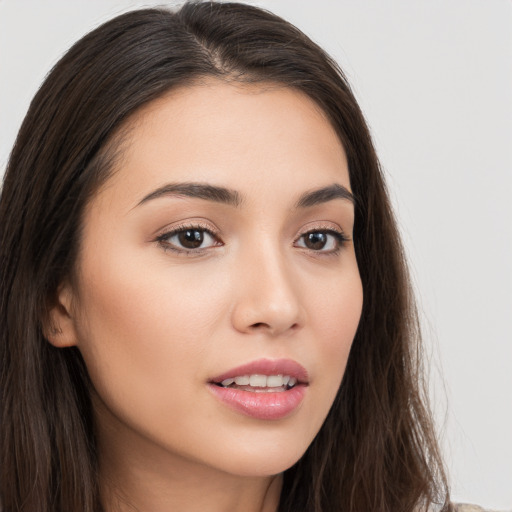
left=154, top=220, right=220, bottom=239
left=294, top=222, right=350, bottom=240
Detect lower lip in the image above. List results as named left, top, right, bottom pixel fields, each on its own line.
left=208, top=384, right=307, bottom=420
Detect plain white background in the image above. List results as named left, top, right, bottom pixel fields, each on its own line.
left=1, top=1, right=511, bottom=509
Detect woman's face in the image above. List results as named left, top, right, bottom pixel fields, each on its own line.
left=55, top=81, right=363, bottom=478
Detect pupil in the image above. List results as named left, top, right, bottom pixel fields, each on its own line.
left=306, top=232, right=327, bottom=250
left=178, top=230, right=203, bottom=248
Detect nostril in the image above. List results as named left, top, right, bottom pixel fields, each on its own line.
left=250, top=322, right=269, bottom=329
left=248, top=321, right=300, bottom=335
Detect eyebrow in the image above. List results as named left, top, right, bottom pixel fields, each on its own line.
left=295, top=183, right=355, bottom=208
left=137, top=182, right=243, bottom=208
left=136, top=181, right=354, bottom=209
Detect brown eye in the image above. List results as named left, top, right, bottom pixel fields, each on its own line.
left=178, top=229, right=204, bottom=249
left=304, top=232, right=328, bottom=250
left=158, top=227, right=219, bottom=252
left=295, top=230, right=346, bottom=252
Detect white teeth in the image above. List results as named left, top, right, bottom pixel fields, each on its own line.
left=249, top=374, right=267, bottom=387
left=220, top=374, right=297, bottom=388
left=266, top=375, right=284, bottom=387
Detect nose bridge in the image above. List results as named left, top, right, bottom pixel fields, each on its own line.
left=231, top=234, right=303, bottom=335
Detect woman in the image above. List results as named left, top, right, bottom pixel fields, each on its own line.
left=0, top=2, right=492, bottom=511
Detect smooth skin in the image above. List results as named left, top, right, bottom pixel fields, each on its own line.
left=48, top=81, right=363, bottom=512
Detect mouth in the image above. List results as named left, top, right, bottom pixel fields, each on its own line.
left=208, top=358, right=308, bottom=420
left=209, top=357, right=308, bottom=391
left=213, top=374, right=299, bottom=393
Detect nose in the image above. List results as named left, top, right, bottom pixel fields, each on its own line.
left=230, top=243, right=304, bottom=337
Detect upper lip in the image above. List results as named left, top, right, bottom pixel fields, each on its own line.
left=210, top=358, right=309, bottom=384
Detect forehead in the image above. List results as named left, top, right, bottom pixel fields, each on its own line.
left=95, top=80, right=350, bottom=210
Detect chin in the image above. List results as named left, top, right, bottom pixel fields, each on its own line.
left=209, top=440, right=310, bottom=478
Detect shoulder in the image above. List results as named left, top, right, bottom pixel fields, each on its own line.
left=453, top=504, right=510, bottom=512
left=425, top=504, right=509, bottom=512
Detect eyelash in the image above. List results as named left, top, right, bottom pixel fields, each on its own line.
left=294, top=228, right=349, bottom=256
left=155, top=224, right=350, bottom=256
left=156, top=222, right=221, bottom=256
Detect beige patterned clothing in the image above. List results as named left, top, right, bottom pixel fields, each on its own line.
left=454, top=504, right=510, bottom=512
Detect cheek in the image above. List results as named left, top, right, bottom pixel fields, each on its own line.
left=316, top=262, right=363, bottom=333
left=308, top=266, right=363, bottom=384
left=79, top=237, right=225, bottom=331
left=72, top=244, right=230, bottom=407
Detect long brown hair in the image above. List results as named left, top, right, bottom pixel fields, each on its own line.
left=0, top=3, right=450, bottom=511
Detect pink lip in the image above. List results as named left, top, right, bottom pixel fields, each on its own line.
left=208, top=358, right=308, bottom=420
